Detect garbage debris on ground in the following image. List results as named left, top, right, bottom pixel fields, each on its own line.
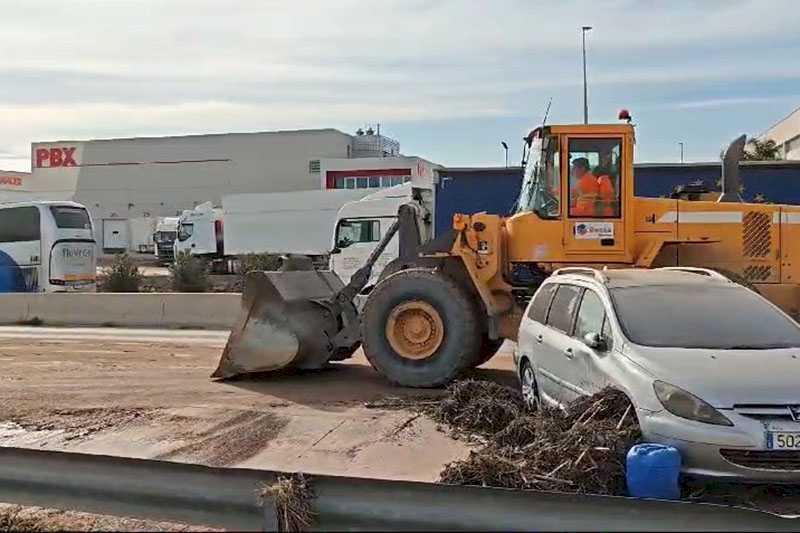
left=435, top=381, right=641, bottom=495
left=263, top=473, right=316, bottom=532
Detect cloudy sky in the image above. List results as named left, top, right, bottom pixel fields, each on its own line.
left=2, top=0, right=799, bottom=171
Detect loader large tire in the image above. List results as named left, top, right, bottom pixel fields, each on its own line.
left=361, top=269, right=481, bottom=388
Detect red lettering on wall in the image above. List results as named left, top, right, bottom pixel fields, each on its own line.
left=35, top=148, right=50, bottom=167
left=50, top=149, right=63, bottom=167
left=0, top=176, right=23, bottom=186
left=34, top=147, right=79, bottom=168
left=62, top=147, right=77, bottom=167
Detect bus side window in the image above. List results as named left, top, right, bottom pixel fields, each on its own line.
left=0, top=207, right=41, bottom=243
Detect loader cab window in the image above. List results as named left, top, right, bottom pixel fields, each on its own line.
left=568, top=138, right=621, bottom=218
left=335, top=219, right=380, bottom=249
left=517, top=134, right=560, bottom=219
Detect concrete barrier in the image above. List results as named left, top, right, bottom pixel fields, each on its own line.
left=0, top=293, right=241, bottom=329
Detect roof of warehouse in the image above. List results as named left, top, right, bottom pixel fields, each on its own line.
left=35, top=127, right=353, bottom=145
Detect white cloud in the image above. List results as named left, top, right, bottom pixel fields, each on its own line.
left=0, top=0, right=799, bottom=169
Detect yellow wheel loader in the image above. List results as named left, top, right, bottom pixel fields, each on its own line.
left=214, top=114, right=800, bottom=387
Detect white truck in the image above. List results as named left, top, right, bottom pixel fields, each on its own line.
left=330, top=183, right=426, bottom=285
left=173, top=190, right=371, bottom=272
left=153, top=216, right=179, bottom=264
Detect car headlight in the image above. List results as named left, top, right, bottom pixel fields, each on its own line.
left=653, top=381, right=733, bottom=426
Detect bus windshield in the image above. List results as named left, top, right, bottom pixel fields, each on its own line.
left=515, top=134, right=560, bottom=219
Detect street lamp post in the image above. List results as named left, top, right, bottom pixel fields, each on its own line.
left=501, top=142, right=509, bottom=168
left=581, top=25, right=592, bottom=125
left=679, top=142, right=685, bottom=163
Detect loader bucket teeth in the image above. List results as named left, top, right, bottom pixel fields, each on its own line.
left=212, top=270, right=351, bottom=379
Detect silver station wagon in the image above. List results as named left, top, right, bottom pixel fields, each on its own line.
left=514, top=267, right=800, bottom=482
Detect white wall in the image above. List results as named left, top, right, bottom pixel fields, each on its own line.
left=31, top=129, right=355, bottom=250
left=763, top=106, right=800, bottom=160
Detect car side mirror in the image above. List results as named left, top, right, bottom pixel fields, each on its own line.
left=583, top=332, right=608, bottom=351
left=330, top=247, right=342, bottom=255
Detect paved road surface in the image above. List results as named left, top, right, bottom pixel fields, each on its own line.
left=0, top=326, right=516, bottom=482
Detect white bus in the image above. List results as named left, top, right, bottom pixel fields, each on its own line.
left=0, top=201, right=97, bottom=293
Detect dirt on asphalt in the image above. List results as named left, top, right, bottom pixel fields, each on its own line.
left=0, top=334, right=515, bottom=479
left=0, top=503, right=220, bottom=532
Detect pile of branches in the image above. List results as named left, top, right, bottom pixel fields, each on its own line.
left=427, top=379, right=525, bottom=439
left=262, top=474, right=316, bottom=532
left=439, top=384, right=641, bottom=496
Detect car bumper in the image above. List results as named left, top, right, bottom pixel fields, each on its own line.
left=641, top=410, right=800, bottom=483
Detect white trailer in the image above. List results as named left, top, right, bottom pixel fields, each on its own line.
left=221, top=189, right=371, bottom=261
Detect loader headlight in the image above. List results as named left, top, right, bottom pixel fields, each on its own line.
left=653, top=381, right=733, bottom=426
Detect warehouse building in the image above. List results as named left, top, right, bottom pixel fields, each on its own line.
left=28, top=127, right=427, bottom=252
left=762, top=105, right=800, bottom=160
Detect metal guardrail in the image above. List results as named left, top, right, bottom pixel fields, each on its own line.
left=0, top=447, right=796, bottom=531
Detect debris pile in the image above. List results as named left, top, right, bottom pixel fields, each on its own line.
left=263, top=474, right=316, bottom=532
left=438, top=383, right=641, bottom=495
left=428, top=379, right=525, bottom=438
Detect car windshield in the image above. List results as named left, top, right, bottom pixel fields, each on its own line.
left=611, top=284, right=800, bottom=349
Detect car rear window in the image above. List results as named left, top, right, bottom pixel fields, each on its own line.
left=611, top=284, right=800, bottom=349
left=546, top=285, right=582, bottom=333
left=528, top=283, right=557, bottom=322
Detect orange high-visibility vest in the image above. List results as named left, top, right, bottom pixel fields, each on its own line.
left=571, top=173, right=615, bottom=217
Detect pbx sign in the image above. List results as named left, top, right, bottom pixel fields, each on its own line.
left=35, top=147, right=78, bottom=168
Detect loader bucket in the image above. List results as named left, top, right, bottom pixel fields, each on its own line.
left=212, top=270, right=352, bottom=379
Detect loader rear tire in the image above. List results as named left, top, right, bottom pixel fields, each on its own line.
left=361, top=269, right=481, bottom=388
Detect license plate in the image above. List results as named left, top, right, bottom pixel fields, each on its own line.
left=767, top=432, right=800, bottom=449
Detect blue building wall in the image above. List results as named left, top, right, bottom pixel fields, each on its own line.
left=434, top=162, right=800, bottom=236
left=434, top=167, right=523, bottom=236
left=634, top=162, right=800, bottom=204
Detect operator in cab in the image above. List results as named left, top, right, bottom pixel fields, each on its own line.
left=569, top=157, right=615, bottom=217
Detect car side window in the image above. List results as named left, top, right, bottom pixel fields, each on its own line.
left=602, top=315, right=615, bottom=351
left=574, top=289, right=606, bottom=341
left=546, top=285, right=582, bottom=333
left=528, top=284, right=557, bottom=323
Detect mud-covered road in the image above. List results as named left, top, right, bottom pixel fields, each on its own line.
left=0, top=326, right=516, bottom=481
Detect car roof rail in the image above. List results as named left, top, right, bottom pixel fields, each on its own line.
left=656, top=267, right=730, bottom=281
left=552, top=267, right=608, bottom=283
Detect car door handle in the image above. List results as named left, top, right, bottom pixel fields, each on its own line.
left=536, top=334, right=543, bottom=343
left=564, top=347, right=574, bottom=359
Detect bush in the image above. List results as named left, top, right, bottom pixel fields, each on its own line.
left=238, top=253, right=282, bottom=275
left=102, top=253, right=143, bottom=292
left=170, top=251, right=209, bottom=292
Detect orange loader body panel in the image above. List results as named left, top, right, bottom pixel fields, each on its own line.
left=440, top=123, right=800, bottom=341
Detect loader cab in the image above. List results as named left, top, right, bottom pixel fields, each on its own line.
left=508, top=123, right=635, bottom=264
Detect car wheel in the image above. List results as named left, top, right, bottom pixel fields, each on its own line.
left=520, top=359, right=539, bottom=411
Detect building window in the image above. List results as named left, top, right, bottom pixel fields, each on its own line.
left=330, top=174, right=411, bottom=189
left=309, top=160, right=321, bottom=173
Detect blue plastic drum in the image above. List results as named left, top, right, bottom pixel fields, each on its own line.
left=626, top=443, right=681, bottom=499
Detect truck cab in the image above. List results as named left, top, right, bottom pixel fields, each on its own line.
left=331, top=184, right=414, bottom=285
left=174, top=202, right=223, bottom=259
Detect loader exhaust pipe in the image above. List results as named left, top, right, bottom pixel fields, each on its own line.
left=212, top=214, right=404, bottom=380
left=718, top=134, right=746, bottom=203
